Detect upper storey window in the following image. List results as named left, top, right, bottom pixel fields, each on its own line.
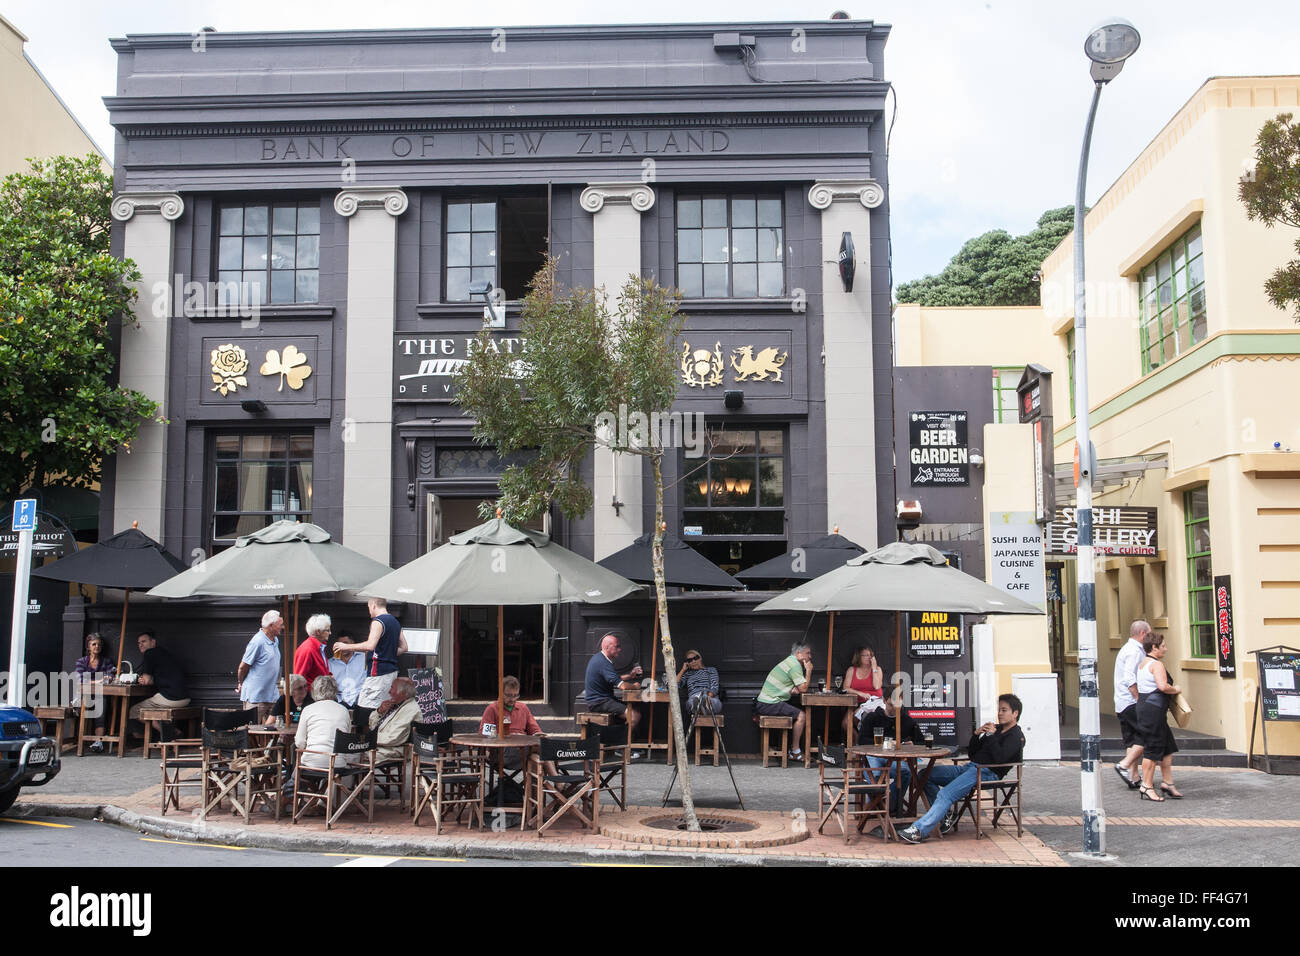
left=444, top=194, right=548, bottom=302
left=217, top=202, right=320, bottom=304
left=676, top=194, right=784, bottom=298
left=1139, top=223, right=1205, bottom=373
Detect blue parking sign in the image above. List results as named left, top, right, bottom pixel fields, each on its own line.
left=12, top=498, right=37, bottom=532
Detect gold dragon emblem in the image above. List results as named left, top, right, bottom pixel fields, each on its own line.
left=680, top=341, right=724, bottom=388
left=730, top=345, right=788, bottom=383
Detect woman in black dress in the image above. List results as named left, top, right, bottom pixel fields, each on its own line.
left=1134, top=632, right=1184, bottom=801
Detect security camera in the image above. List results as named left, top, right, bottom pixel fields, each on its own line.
left=970, top=453, right=985, bottom=467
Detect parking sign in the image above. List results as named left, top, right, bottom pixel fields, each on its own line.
left=12, top=499, right=37, bottom=532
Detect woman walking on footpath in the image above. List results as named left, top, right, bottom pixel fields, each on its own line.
left=1134, top=632, right=1184, bottom=801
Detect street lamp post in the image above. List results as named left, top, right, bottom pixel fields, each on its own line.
left=1073, top=19, right=1140, bottom=858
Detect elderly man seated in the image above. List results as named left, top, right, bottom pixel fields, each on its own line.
left=295, top=675, right=354, bottom=771
left=369, top=676, right=421, bottom=763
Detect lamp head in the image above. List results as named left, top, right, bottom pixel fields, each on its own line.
left=1085, top=19, right=1140, bottom=82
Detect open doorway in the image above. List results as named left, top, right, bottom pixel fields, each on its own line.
left=426, top=494, right=546, bottom=702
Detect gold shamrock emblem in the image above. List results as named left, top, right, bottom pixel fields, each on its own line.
left=260, top=345, right=313, bottom=391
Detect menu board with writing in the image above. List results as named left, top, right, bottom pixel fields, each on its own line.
left=1257, top=652, right=1300, bottom=722
left=409, top=668, right=448, bottom=724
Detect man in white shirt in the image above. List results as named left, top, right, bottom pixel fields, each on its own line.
left=1113, top=620, right=1149, bottom=789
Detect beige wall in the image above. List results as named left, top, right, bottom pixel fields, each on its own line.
left=1, top=15, right=107, bottom=176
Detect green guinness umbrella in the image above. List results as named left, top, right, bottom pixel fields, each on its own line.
left=361, top=516, right=639, bottom=737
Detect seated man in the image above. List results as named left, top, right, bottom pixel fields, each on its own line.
left=127, top=630, right=191, bottom=741
left=369, top=676, right=421, bottom=764
left=479, top=676, right=545, bottom=773
left=755, top=641, right=813, bottom=761
left=584, top=633, right=642, bottom=735
left=677, top=649, right=722, bottom=715
left=897, top=693, right=1026, bottom=844
left=295, top=675, right=354, bottom=771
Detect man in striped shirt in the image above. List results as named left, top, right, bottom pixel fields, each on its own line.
left=756, top=642, right=813, bottom=760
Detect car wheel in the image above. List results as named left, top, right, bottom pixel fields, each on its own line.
left=0, top=787, right=18, bottom=814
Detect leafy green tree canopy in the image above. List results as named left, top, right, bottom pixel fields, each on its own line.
left=896, top=205, right=1074, bottom=306
left=1239, top=112, right=1300, bottom=321
left=0, top=155, right=160, bottom=498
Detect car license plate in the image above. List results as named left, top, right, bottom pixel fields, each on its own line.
left=28, top=746, right=52, bottom=765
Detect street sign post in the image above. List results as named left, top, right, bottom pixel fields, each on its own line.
left=7, top=499, right=37, bottom=707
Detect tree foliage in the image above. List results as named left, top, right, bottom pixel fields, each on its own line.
left=896, top=205, right=1075, bottom=306
left=456, top=257, right=707, bottom=828
left=1239, top=112, right=1300, bottom=322
left=0, top=155, right=160, bottom=497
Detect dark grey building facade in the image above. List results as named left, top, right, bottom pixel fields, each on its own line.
left=93, top=21, right=896, bottom=750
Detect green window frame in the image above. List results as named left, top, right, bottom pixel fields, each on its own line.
left=992, top=367, right=1020, bottom=424
left=1184, top=486, right=1214, bottom=658
left=1139, top=223, right=1206, bottom=373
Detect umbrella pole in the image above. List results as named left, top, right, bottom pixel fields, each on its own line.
left=115, top=589, right=131, bottom=676
left=825, top=610, right=835, bottom=744
left=894, top=612, right=902, bottom=746
left=289, top=595, right=300, bottom=723
left=282, top=596, right=290, bottom=723
left=497, top=605, right=505, bottom=740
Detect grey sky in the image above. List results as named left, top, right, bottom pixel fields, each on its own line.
left=6, top=0, right=1300, bottom=285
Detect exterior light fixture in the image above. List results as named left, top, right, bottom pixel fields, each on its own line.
left=240, top=399, right=267, bottom=414
left=468, top=279, right=505, bottom=328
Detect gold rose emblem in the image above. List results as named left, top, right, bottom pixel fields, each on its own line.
left=210, top=344, right=250, bottom=396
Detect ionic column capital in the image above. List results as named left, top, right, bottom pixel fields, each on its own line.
left=808, top=180, right=885, bottom=211
left=333, top=186, right=409, bottom=218
left=111, top=192, right=185, bottom=222
left=580, top=182, right=656, bottom=214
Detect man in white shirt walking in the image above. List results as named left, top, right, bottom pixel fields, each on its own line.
left=1113, top=620, right=1149, bottom=789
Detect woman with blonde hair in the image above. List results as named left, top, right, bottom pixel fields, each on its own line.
left=843, top=645, right=884, bottom=740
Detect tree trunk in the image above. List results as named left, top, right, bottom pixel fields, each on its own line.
left=652, top=452, right=699, bottom=830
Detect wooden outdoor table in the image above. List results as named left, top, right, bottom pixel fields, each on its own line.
left=847, top=743, right=955, bottom=840
left=800, top=691, right=860, bottom=768
left=249, top=724, right=298, bottom=760
left=450, top=733, right=544, bottom=821
left=619, top=687, right=675, bottom=763
left=77, top=681, right=152, bottom=757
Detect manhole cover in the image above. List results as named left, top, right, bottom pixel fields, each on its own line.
left=643, top=814, right=759, bottom=834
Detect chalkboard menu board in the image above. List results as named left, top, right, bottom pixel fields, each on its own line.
left=1257, top=652, right=1300, bottom=721
left=410, top=668, right=448, bottom=724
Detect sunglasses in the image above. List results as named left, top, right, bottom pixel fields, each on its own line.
left=685, top=656, right=701, bottom=663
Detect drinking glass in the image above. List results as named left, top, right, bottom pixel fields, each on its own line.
left=834, top=677, right=844, bottom=691
left=923, top=732, right=935, bottom=749
left=873, top=727, right=884, bottom=747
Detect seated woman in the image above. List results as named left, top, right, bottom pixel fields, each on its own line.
left=843, top=645, right=884, bottom=740
left=271, top=674, right=311, bottom=724
left=676, top=649, right=722, bottom=715
left=74, top=633, right=116, bottom=753
left=294, top=675, right=355, bottom=772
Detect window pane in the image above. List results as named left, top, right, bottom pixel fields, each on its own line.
left=757, top=199, right=782, bottom=227
left=1191, top=522, right=1212, bottom=554
left=213, top=513, right=241, bottom=540
left=759, top=227, right=783, bottom=261
left=215, top=464, right=239, bottom=512
left=244, top=206, right=268, bottom=235
left=290, top=434, right=313, bottom=457
left=683, top=468, right=707, bottom=506
left=703, top=264, right=728, bottom=297
left=1191, top=310, right=1206, bottom=343
left=1141, top=271, right=1156, bottom=298
left=295, top=270, right=319, bottom=303
left=758, top=430, right=783, bottom=454
left=1158, top=280, right=1172, bottom=309
left=678, top=265, right=702, bottom=298
left=758, top=262, right=783, bottom=297
left=215, top=435, right=241, bottom=458
left=711, top=429, right=755, bottom=455
left=678, top=229, right=702, bottom=263
left=447, top=232, right=470, bottom=267
left=243, top=237, right=267, bottom=269
left=733, top=264, right=757, bottom=297
left=446, top=203, right=471, bottom=232
left=713, top=457, right=758, bottom=505
left=759, top=458, right=784, bottom=506
left=1187, top=487, right=1209, bottom=518
left=1193, top=589, right=1213, bottom=625
left=219, top=207, right=243, bottom=235
left=1156, top=253, right=1171, bottom=284
left=1173, top=240, right=1187, bottom=275
left=471, top=232, right=496, bottom=267
left=1146, top=341, right=1161, bottom=371
left=271, top=236, right=296, bottom=270
left=446, top=267, right=470, bottom=301
left=677, top=199, right=701, bottom=229
left=1193, top=555, right=1213, bottom=588
left=241, top=434, right=275, bottom=456
left=297, top=205, right=320, bottom=234
left=732, top=196, right=756, bottom=227
left=1173, top=265, right=1185, bottom=299
left=288, top=462, right=311, bottom=512
left=1160, top=307, right=1175, bottom=340
left=1193, top=623, right=1214, bottom=658
left=216, top=273, right=242, bottom=305
left=702, top=229, right=729, bottom=263
left=471, top=202, right=495, bottom=231
left=218, top=237, right=243, bottom=270
left=1187, top=255, right=1204, bottom=291
left=270, top=270, right=294, bottom=303
left=272, top=206, right=296, bottom=235
left=1176, top=308, right=1194, bottom=353
left=732, top=229, right=757, bottom=262
left=1188, top=284, right=1205, bottom=318
left=471, top=266, right=495, bottom=288
left=295, top=235, right=319, bottom=269
left=242, top=273, right=264, bottom=303
left=1186, top=225, right=1202, bottom=259
left=702, top=198, right=727, bottom=226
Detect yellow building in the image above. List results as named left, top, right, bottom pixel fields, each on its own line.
left=1, top=14, right=107, bottom=175
left=896, top=76, right=1300, bottom=759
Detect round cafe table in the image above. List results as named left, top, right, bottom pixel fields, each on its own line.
left=450, top=733, right=544, bottom=823
left=847, top=742, right=955, bottom=839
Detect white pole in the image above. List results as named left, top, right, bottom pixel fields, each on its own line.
left=7, top=527, right=34, bottom=708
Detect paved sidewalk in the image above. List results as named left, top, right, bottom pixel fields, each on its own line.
left=15, top=753, right=1298, bottom=866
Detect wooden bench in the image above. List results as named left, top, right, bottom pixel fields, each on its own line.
left=693, top=712, right=725, bottom=766
left=139, top=706, right=202, bottom=759
left=33, top=706, right=78, bottom=754
left=758, top=715, right=794, bottom=768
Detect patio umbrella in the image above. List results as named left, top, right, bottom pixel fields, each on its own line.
left=32, top=522, right=190, bottom=675
left=598, top=530, right=741, bottom=686
left=360, top=516, right=639, bottom=738
left=755, top=541, right=1044, bottom=745
left=736, top=529, right=868, bottom=685
left=148, top=520, right=395, bottom=720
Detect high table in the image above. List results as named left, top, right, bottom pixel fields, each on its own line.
left=846, top=743, right=955, bottom=840
left=619, top=687, right=675, bottom=763
left=800, top=691, right=860, bottom=768
left=450, top=733, right=543, bottom=825
left=77, top=681, right=152, bottom=757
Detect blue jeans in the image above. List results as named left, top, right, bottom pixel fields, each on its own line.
left=912, top=764, right=998, bottom=836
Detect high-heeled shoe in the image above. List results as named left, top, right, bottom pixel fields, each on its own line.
left=1139, top=785, right=1165, bottom=801
left=1160, top=783, right=1184, bottom=799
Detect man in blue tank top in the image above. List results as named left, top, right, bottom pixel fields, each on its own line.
left=336, top=597, right=408, bottom=718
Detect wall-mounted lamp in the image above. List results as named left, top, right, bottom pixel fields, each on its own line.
left=240, top=399, right=267, bottom=414
left=724, top=390, right=744, bottom=409
left=970, top=452, right=985, bottom=467
left=468, top=279, right=506, bottom=329
left=838, top=231, right=856, bottom=292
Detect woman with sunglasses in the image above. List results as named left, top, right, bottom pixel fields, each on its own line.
left=843, top=645, right=884, bottom=740
left=676, top=650, right=722, bottom=715
left=74, top=633, right=116, bottom=752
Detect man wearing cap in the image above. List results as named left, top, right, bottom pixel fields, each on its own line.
left=238, top=610, right=284, bottom=723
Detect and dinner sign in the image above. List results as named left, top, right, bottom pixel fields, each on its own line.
left=1047, top=506, right=1158, bottom=556
left=907, top=611, right=964, bottom=658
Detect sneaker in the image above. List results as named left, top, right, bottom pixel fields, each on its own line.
left=897, top=825, right=924, bottom=844
left=787, top=748, right=803, bottom=761
left=89, top=741, right=105, bottom=754
left=939, top=807, right=959, bottom=836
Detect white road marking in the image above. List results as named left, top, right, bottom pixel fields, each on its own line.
left=333, top=855, right=398, bottom=867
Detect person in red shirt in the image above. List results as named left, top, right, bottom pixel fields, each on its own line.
left=480, top=676, right=545, bottom=773
left=293, top=614, right=333, bottom=689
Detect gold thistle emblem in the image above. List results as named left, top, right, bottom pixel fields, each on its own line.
left=680, top=341, right=724, bottom=388
left=260, top=345, right=313, bottom=391
left=730, top=345, right=788, bottom=383
left=210, top=344, right=249, bottom=396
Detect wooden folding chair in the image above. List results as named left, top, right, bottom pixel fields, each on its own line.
left=410, top=730, right=486, bottom=833
left=954, top=761, right=1023, bottom=838
left=200, top=727, right=282, bottom=823
left=159, top=721, right=204, bottom=815
left=292, top=729, right=377, bottom=830
left=527, top=737, right=600, bottom=838
left=594, top=722, right=631, bottom=811
left=816, top=741, right=891, bottom=844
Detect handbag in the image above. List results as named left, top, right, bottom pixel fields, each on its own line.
left=1171, top=691, right=1193, bottom=729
